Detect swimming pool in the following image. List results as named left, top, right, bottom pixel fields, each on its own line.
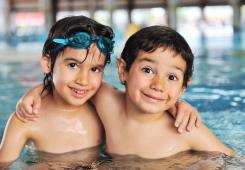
left=0, top=45, right=244, bottom=169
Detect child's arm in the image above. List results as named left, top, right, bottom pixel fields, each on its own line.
left=15, top=82, right=201, bottom=133
left=92, top=82, right=201, bottom=133
left=0, top=113, right=29, bottom=162
left=16, top=84, right=43, bottom=122
left=187, top=123, right=235, bottom=156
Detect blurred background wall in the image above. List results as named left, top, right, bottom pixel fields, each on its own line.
left=0, top=0, right=245, bottom=55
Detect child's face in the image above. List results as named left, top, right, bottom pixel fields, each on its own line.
left=44, top=44, right=105, bottom=107
left=121, top=47, right=186, bottom=114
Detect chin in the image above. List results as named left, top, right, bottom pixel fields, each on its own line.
left=141, top=98, right=172, bottom=112
left=67, top=98, right=88, bottom=106
left=140, top=105, right=167, bottom=114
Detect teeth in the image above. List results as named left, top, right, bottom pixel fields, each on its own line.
left=72, top=88, right=86, bottom=95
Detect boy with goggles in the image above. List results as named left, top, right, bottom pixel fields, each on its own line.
left=2, top=16, right=201, bottom=163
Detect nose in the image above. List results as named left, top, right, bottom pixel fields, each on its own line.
left=150, top=75, right=165, bottom=92
left=76, top=68, right=89, bottom=86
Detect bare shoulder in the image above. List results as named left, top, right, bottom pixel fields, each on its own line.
left=183, top=123, right=216, bottom=144
left=183, top=123, right=234, bottom=156
left=3, top=113, right=35, bottom=136
left=6, top=113, right=28, bottom=128
left=92, top=82, right=124, bottom=111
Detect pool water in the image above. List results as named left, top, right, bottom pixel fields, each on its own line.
left=0, top=46, right=245, bottom=169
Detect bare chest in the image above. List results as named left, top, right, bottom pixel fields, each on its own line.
left=106, top=122, right=189, bottom=158
left=30, top=118, right=102, bottom=153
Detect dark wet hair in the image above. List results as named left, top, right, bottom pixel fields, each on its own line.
left=42, top=15, right=114, bottom=94
left=120, top=25, right=194, bottom=87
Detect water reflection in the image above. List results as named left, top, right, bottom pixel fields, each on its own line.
left=5, top=145, right=100, bottom=170
left=3, top=148, right=245, bottom=170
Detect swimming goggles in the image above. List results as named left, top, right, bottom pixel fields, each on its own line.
left=52, top=32, right=114, bottom=56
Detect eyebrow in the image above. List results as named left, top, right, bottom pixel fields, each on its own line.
left=138, top=58, right=185, bottom=73
left=64, top=57, right=84, bottom=64
left=64, top=57, right=105, bottom=68
left=138, top=58, right=155, bottom=64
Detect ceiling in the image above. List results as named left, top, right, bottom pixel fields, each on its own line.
left=9, top=0, right=245, bottom=11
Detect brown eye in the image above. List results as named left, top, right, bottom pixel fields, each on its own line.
left=68, top=63, right=78, bottom=69
left=169, top=75, right=177, bottom=81
left=91, top=67, right=101, bottom=73
left=142, top=67, right=153, bottom=74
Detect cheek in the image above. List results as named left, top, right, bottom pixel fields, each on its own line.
left=52, top=67, right=73, bottom=86
left=128, top=70, right=145, bottom=88
left=127, top=71, right=149, bottom=99
left=168, top=85, right=184, bottom=99
left=90, top=74, right=103, bottom=90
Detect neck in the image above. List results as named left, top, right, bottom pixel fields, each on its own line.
left=43, top=93, right=85, bottom=116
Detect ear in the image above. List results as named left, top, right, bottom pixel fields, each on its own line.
left=40, top=55, right=51, bottom=74
left=179, top=79, right=191, bottom=96
left=117, top=58, right=128, bottom=84
left=179, top=87, right=186, bottom=97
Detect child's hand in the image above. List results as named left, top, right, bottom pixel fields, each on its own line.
left=15, top=85, right=43, bottom=122
left=168, top=100, right=201, bottom=133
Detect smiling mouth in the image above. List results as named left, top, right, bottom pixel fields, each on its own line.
left=142, top=92, right=164, bottom=102
left=70, top=87, right=88, bottom=98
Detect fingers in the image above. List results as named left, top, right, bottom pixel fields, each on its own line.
left=15, top=84, right=43, bottom=123
left=177, top=113, right=189, bottom=133
left=22, top=103, right=32, bottom=115
left=32, top=97, right=41, bottom=114
left=177, top=108, right=201, bottom=133
left=174, top=99, right=202, bottom=133
left=186, top=113, right=196, bottom=132
left=174, top=109, right=185, bottom=128
left=16, top=100, right=27, bottom=123
left=195, top=112, right=202, bottom=128
left=15, top=107, right=28, bottom=123
left=16, top=106, right=34, bottom=123
left=187, top=107, right=201, bottom=128
left=16, top=100, right=39, bottom=123
left=17, top=104, right=38, bottom=122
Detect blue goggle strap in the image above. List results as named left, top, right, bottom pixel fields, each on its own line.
left=52, top=32, right=114, bottom=56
